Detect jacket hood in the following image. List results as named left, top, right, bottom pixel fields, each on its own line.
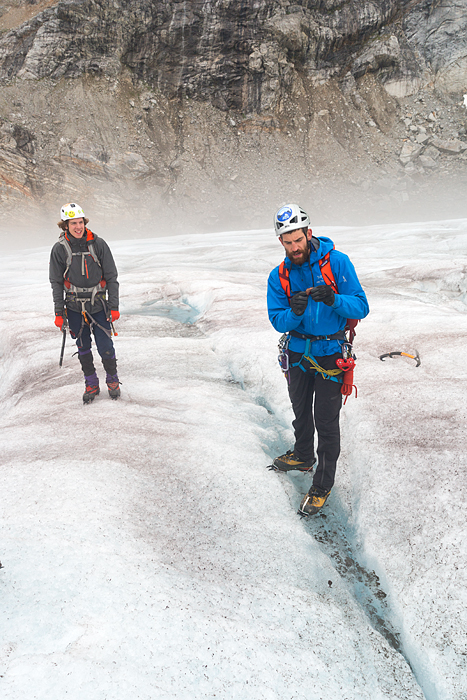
left=283, top=236, right=335, bottom=270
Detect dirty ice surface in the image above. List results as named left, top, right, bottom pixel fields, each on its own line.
left=1, top=221, right=466, bottom=700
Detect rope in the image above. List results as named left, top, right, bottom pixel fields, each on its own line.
left=301, top=354, right=343, bottom=381
left=291, top=339, right=343, bottom=383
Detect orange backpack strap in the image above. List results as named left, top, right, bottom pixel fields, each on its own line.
left=318, top=251, right=338, bottom=294
left=279, top=255, right=336, bottom=301
left=278, top=261, right=291, bottom=301
left=319, top=250, right=359, bottom=342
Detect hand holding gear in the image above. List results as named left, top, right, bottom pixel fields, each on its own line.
left=290, top=291, right=309, bottom=316
left=308, top=285, right=335, bottom=306
left=54, top=314, right=64, bottom=331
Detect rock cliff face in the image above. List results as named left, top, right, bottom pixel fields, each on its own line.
left=1, top=0, right=467, bottom=232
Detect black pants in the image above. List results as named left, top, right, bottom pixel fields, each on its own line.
left=287, top=351, right=342, bottom=493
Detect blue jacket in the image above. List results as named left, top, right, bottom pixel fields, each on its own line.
left=267, top=236, right=369, bottom=356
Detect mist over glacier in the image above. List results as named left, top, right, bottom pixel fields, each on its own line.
left=1, top=220, right=466, bottom=700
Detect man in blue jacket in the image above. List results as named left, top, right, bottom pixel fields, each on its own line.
left=267, top=204, right=369, bottom=515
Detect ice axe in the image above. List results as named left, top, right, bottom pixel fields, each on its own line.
left=59, top=318, right=68, bottom=367
left=379, top=350, right=420, bottom=367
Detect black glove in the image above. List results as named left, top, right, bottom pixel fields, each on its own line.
left=290, top=291, right=309, bottom=316
left=308, top=285, right=335, bottom=306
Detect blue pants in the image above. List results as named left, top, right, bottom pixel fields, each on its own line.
left=67, top=308, right=114, bottom=356
left=67, top=308, right=117, bottom=381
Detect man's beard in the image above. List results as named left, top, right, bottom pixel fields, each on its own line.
left=287, top=248, right=309, bottom=265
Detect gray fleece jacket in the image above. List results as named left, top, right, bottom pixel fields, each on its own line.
left=49, top=230, right=119, bottom=316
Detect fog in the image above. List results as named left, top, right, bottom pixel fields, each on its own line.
left=1, top=170, right=467, bottom=254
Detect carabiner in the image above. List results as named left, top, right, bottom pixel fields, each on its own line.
left=277, top=333, right=290, bottom=374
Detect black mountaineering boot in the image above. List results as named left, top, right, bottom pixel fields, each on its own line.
left=83, top=373, right=100, bottom=404
left=103, top=356, right=120, bottom=400
left=106, top=374, right=121, bottom=399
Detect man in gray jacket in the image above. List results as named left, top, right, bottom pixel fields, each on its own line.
left=49, top=203, right=121, bottom=403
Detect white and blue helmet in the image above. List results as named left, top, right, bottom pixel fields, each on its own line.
left=274, top=203, right=310, bottom=236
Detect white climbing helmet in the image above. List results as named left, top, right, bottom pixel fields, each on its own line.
left=61, top=202, right=85, bottom=221
left=274, top=203, right=310, bottom=236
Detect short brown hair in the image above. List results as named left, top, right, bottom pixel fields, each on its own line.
left=57, top=217, right=89, bottom=231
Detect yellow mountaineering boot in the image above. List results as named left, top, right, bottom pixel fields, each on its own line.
left=298, top=487, right=331, bottom=516
left=271, top=450, right=317, bottom=473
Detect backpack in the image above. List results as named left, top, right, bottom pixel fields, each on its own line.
left=278, top=248, right=359, bottom=343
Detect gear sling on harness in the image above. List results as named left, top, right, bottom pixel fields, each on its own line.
left=59, top=229, right=112, bottom=344
left=278, top=248, right=358, bottom=400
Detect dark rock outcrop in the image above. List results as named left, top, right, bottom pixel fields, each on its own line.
left=2, top=1, right=465, bottom=106
left=0, top=0, right=466, bottom=229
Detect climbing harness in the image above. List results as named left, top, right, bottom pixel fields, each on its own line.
left=277, top=334, right=345, bottom=384
left=379, top=350, right=420, bottom=367
left=293, top=339, right=344, bottom=383
left=74, top=302, right=112, bottom=346
left=65, top=278, right=107, bottom=307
